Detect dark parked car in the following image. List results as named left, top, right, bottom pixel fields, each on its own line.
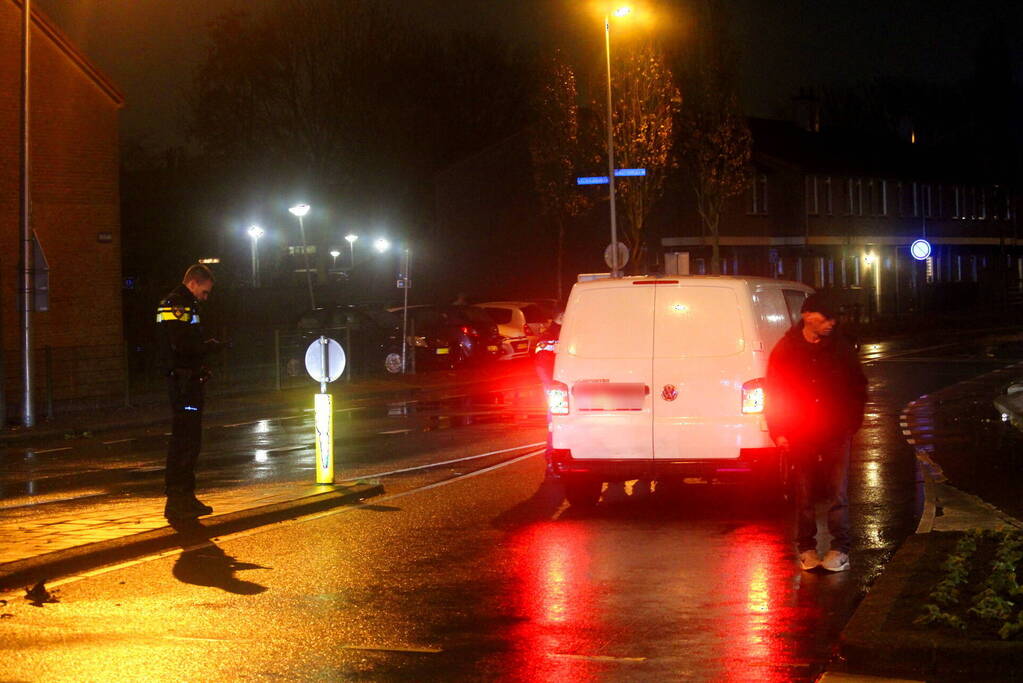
left=388, top=304, right=502, bottom=369
left=288, top=305, right=405, bottom=376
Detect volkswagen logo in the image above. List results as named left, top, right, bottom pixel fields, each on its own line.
left=661, top=384, right=678, bottom=402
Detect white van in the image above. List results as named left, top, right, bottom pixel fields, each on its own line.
left=548, top=275, right=813, bottom=506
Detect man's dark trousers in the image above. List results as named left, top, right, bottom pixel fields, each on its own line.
left=792, top=436, right=852, bottom=554
left=166, top=373, right=205, bottom=496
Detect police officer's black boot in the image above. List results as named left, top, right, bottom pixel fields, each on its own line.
left=164, top=491, right=213, bottom=520
left=185, top=493, right=214, bottom=517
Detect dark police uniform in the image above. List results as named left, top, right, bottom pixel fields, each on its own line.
left=156, top=283, right=218, bottom=519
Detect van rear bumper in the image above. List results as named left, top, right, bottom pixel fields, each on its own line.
left=549, top=447, right=780, bottom=481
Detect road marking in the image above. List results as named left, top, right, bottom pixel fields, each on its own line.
left=1, top=447, right=546, bottom=598
left=378, top=429, right=413, bottom=435
left=362, top=442, right=545, bottom=479
left=164, top=635, right=246, bottom=643
left=102, top=438, right=135, bottom=445
left=32, top=447, right=72, bottom=454
left=550, top=653, right=647, bottom=662
left=341, top=644, right=441, bottom=654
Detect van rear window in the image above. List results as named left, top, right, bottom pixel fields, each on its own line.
left=654, top=286, right=744, bottom=358
left=562, top=288, right=654, bottom=358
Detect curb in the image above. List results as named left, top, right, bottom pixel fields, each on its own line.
left=0, top=481, right=383, bottom=593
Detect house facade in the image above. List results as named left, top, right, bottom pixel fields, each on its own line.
left=663, top=118, right=1020, bottom=320
left=0, top=1, right=124, bottom=416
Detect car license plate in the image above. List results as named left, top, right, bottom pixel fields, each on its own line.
left=487, top=345, right=498, bottom=352
left=436, top=348, right=449, bottom=355
left=513, top=342, right=527, bottom=351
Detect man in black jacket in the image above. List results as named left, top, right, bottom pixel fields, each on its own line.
left=766, top=293, right=867, bottom=572
left=156, top=264, right=224, bottom=521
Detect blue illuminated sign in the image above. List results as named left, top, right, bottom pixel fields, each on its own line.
left=910, top=239, right=932, bottom=261
left=576, top=168, right=647, bottom=185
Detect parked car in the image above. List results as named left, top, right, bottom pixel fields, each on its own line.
left=475, top=301, right=552, bottom=359
left=287, top=305, right=405, bottom=376
left=388, top=304, right=502, bottom=369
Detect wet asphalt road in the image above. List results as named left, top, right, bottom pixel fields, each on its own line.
left=0, top=333, right=1021, bottom=680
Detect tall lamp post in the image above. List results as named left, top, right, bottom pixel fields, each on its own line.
left=289, top=203, right=316, bottom=309
left=247, top=225, right=264, bottom=287
left=604, top=6, right=631, bottom=278
left=375, top=238, right=411, bottom=374
left=345, top=233, right=358, bottom=268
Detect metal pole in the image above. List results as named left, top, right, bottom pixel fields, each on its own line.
left=604, top=14, right=620, bottom=278
left=250, top=236, right=258, bottom=288
left=20, top=0, right=34, bottom=427
left=319, top=335, right=328, bottom=393
left=274, top=329, right=281, bottom=391
left=297, top=215, right=316, bottom=309
left=401, top=248, right=410, bottom=373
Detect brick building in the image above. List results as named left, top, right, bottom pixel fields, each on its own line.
left=0, top=0, right=124, bottom=416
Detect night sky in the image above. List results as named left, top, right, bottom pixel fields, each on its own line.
left=33, top=0, right=1023, bottom=153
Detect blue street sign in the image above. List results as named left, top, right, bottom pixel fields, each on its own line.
left=576, top=168, right=647, bottom=185
left=910, top=239, right=932, bottom=261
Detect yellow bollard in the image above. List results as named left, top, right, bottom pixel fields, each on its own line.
left=314, top=392, right=334, bottom=484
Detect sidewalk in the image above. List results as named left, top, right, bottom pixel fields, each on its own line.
left=0, top=362, right=538, bottom=593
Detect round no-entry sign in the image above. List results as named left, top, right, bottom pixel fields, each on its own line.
left=305, top=337, right=346, bottom=383
left=910, top=239, right=932, bottom=261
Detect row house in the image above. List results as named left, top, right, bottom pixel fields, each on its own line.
left=662, top=118, right=1019, bottom=318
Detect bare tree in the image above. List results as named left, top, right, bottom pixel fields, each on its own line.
left=675, top=0, right=752, bottom=275
left=599, top=43, right=680, bottom=273
left=529, top=51, right=593, bottom=300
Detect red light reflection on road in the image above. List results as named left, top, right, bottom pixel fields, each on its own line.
left=718, top=525, right=807, bottom=682
left=504, top=521, right=601, bottom=682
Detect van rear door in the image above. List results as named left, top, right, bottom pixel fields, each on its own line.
left=556, top=283, right=655, bottom=460
left=651, top=282, right=750, bottom=461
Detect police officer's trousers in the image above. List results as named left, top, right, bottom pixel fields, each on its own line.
left=165, top=373, right=205, bottom=496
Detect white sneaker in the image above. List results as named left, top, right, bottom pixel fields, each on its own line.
left=821, top=550, right=850, bottom=572
left=799, top=549, right=821, bottom=571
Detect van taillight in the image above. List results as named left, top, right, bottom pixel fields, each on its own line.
left=523, top=323, right=534, bottom=336
left=548, top=381, right=570, bottom=415
left=742, top=378, right=765, bottom=414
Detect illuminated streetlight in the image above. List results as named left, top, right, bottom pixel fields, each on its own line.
left=374, top=237, right=390, bottom=253
left=289, top=203, right=315, bottom=309
left=329, top=249, right=341, bottom=268
left=345, top=233, right=358, bottom=267
left=247, top=224, right=264, bottom=287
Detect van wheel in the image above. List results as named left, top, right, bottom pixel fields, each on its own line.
left=563, top=475, right=602, bottom=508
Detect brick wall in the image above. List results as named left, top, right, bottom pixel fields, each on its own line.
left=0, top=1, right=124, bottom=409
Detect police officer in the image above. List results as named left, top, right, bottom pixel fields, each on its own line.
left=156, top=264, right=225, bottom=521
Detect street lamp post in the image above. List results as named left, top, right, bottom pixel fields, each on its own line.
left=345, top=233, right=358, bottom=268
left=603, top=6, right=631, bottom=278
left=247, top=225, right=264, bottom=287
left=289, top=203, right=316, bottom=309
left=375, top=238, right=411, bottom=374
left=330, top=249, right=340, bottom=269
